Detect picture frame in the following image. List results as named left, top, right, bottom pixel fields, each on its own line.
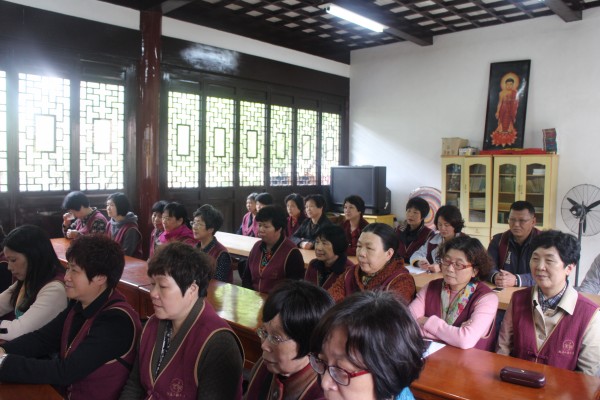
left=483, top=60, right=531, bottom=150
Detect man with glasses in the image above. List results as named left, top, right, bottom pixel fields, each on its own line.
left=488, top=201, right=539, bottom=287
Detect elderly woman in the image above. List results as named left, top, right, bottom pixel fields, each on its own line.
left=409, top=236, right=498, bottom=350
left=0, top=225, right=67, bottom=340
left=396, top=197, right=433, bottom=263
left=106, top=192, right=143, bottom=258
left=305, top=225, right=354, bottom=290
left=245, top=280, right=334, bottom=400
left=237, top=192, right=259, bottom=237
left=410, top=205, right=466, bottom=273
left=120, top=242, right=244, bottom=399
left=159, top=202, right=197, bottom=247
left=341, top=195, right=369, bottom=256
left=327, top=223, right=415, bottom=304
left=285, top=193, right=306, bottom=237
left=310, top=291, right=426, bottom=400
left=292, top=194, right=333, bottom=250
left=192, top=204, right=233, bottom=283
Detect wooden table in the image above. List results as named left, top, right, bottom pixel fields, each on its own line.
left=0, top=383, right=62, bottom=400
left=412, top=345, right=600, bottom=399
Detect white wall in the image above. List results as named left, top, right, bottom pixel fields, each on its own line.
left=349, top=9, right=600, bottom=280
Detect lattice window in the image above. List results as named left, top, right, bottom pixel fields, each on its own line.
left=80, top=81, right=125, bottom=190
left=167, top=91, right=201, bottom=188
left=297, top=109, right=317, bottom=186
left=270, top=105, right=293, bottom=186
left=321, top=112, right=341, bottom=185
left=0, top=71, right=6, bottom=192
left=18, top=73, right=70, bottom=191
left=206, top=96, right=235, bottom=187
left=240, top=101, right=266, bottom=186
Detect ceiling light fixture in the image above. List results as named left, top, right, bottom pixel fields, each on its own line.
left=322, top=4, right=387, bottom=33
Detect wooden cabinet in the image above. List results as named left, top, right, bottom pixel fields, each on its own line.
left=442, top=155, right=558, bottom=246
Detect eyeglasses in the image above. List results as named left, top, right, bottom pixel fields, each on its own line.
left=508, top=218, right=532, bottom=225
left=256, top=327, right=292, bottom=345
left=191, top=222, right=206, bottom=228
left=309, top=353, right=369, bottom=386
left=440, top=258, right=473, bottom=271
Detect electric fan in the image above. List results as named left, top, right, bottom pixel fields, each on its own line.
left=560, top=184, right=600, bottom=285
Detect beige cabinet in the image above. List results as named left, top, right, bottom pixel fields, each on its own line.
left=442, top=154, right=558, bottom=246
left=491, top=155, right=558, bottom=237
left=442, top=156, right=493, bottom=247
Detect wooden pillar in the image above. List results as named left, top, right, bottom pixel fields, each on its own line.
left=136, top=10, right=162, bottom=256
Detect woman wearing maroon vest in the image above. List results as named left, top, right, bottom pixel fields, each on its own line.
left=148, top=200, right=168, bottom=259
left=192, top=204, right=233, bottom=283
left=0, top=235, right=140, bottom=400
left=328, top=223, right=416, bottom=304
left=236, top=192, right=259, bottom=237
left=285, top=193, right=306, bottom=237
left=409, top=236, right=498, bottom=351
left=159, top=202, right=197, bottom=247
left=120, top=242, right=244, bottom=399
left=396, top=196, right=433, bottom=264
left=106, top=192, right=143, bottom=259
left=61, top=191, right=108, bottom=239
left=245, top=280, right=334, bottom=400
left=341, top=195, right=369, bottom=256
left=305, top=225, right=354, bottom=290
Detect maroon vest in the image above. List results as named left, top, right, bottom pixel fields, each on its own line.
left=304, top=258, right=354, bottom=291
left=424, top=278, right=496, bottom=351
left=247, top=237, right=299, bottom=293
left=139, top=300, right=243, bottom=399
left=106, top=221, right=143, bottom=259
left=205, top=239, right=233, bottom=283
left=61, top=290, right=141, bottom=400
left=511, top=288, right=598, bottom=371
left=396, top=225, right=432, bottom=262
left=286, top=214, right=306, bottom=237
left=241, top=212, right=258, bottom=237
left=75, top=209, right=108, bottom=235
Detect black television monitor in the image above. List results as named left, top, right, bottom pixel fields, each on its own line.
left=330, top=166, right=390, bottom=215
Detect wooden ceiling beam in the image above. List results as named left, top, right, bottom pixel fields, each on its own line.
left=142, top=0, right=197, bottom=14
left=544, top=0, right=582, bottom=22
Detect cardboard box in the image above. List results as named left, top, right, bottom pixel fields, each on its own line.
left=442, top=138, right=469, bottom=156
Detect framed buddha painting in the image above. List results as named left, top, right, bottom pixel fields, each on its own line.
left=483, top=60, right=531, bottom=150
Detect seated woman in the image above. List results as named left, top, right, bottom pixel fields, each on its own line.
left=120, top=242, right=244, bottom=399
left=410, top=205, right=466, bottom=273
left=192, top=204, right=233, bottom=283
left=396, top=197, right=433, bottom=264
left=409, top=236, right=498, bottom=350
left=0, top=225, right=67, bottom=341
left=328, top=223, right=415, bottom=304
left=106, top=192, right=143, bottom=258
left=148, top=200, right=168, bottom=259
left=285, top=193, right=306, bottom=237
left=245, top=280, right=334, bottom=400
left=255, top=192, right=274, bottom=212
left=236, top=192, right=258, bottom=237
left=292, top=194, right=333, bottom=249
left=310, top=291, right=426, bottom=400
left=61, top=191, right=108, bottom=239
left=159, top=202, right=197, bottom=247
left=341, top=195, right=369, bottom=256
left=305, top=225, right=354, bottom=290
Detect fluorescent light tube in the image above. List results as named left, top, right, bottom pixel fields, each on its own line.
left=325, top=4, right=387, bottom=33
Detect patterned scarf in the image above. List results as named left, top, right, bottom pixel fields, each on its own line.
left=441, top=281, right=477, bottom=325
left=259, top=246, right=274, bottom=275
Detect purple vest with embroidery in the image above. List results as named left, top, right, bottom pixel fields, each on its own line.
left=138, top=301, right=243, bottom=399
left=106, top=221, right=143, bottom=259
left=396, top=225, right=432, bottom=262
left=60, top=290, right=141, bottom=400
left=74, top=209, right=108, bottom=235
left=241, top=212, right=258, bottom=237
left=511, top=288, right=598, bottom=370
left=424, top=278, right=496, bottom=351
left=305, top=258, right=354, bottom=291
left=206, top=239, right=233, bottom=283
left=247, top=238, right=298, bottom=293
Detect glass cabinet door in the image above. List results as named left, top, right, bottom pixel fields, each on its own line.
left=524, top=162, right=547, bottom=227
left=465, top=159, right=491, bottom=227
left=444, top=162, right=462, bottom=209
left=495, top=161, right=518, bottom=225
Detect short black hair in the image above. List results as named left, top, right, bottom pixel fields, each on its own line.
left=305, top=194, right=326, bottom=210
left=311, top=291, right=426, bottom=399
left=262, top=280, right=334, bottom=358
left=406, top=197, right=430, bottom=220
left=66, top=234, right=125, bottom=290
left=531, top=230, right=580, bottom=266
left=255, top=205, right=287, bottom=231
left=284, top=193, right=304, bottom=212
left=435, top=205, right=464, bottom=233
left=362, top=223, right=398, bottom=253
left=163, top=202, right=190, bottom=223
left=255, top=192, right=273, bottom=205
left=439, top=236, right=492, bottom=281
left=107, top=192, right=132, bottom=217
left=344, top=195, right=366, bottom=215
left=510, top=200, right=535, bottom=216
left=193, top=204, right=224, bottom=233
left=62, top=191, right=90, bottom=211
left=151, top=200, right=169, bottom=214
left=148, top=241, right=212, bottom=297
left=315, top=224, right=348, bottom=256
